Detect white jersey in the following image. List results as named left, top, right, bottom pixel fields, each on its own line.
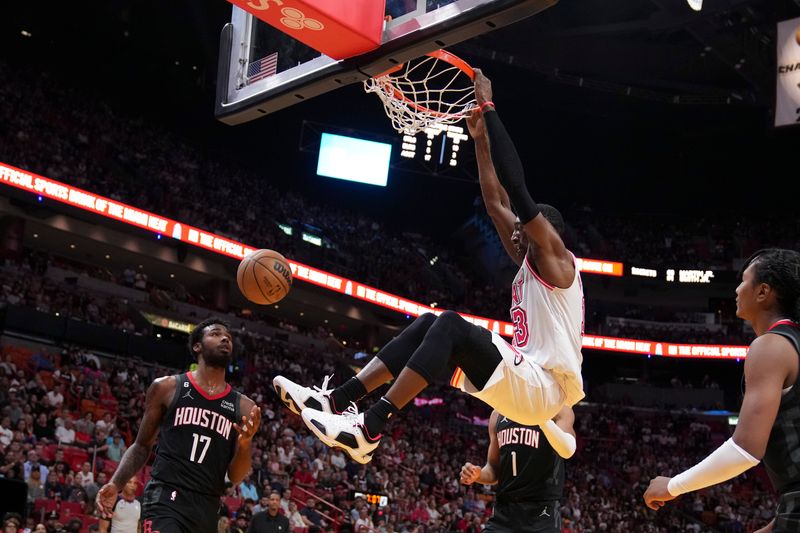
left=110, top=497, right=141, bottom=533
left=509, top=251, right=584, bottom=406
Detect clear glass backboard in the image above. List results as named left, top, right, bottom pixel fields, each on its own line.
left=215, top=0, right=558, bottom=125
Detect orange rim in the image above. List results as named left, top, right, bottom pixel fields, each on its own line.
left=373, top=49, right=475, bottom=119
left=429, top=49, right=475, bottom=80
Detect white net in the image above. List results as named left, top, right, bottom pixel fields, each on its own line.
left=364, top=51, right=477, bottom=135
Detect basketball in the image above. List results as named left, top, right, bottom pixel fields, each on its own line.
left=236, top=249, right=293, bottom=305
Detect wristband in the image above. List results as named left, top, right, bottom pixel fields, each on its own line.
left=479, top=101, right=495, bottom=112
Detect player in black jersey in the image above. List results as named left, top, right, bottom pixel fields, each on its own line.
left=644, top=248, right=800, bottom=532
left=96, top=317, right=262, bottom=533
left=460, top=406, right=576, bottom=532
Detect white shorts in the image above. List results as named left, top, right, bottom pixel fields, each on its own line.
left=450, top=332, right=566, bottom=426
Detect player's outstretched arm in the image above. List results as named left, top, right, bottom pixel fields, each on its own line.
left=474, top=69, right=573, bottom=288
left=461, top=411, right=501, bottom=486
left=643, top=334, right=790, bottom=510
left=466, top=109, right=521, bottom=266
left=228, top=395, right=261, bottom=485
left=540, top=406, right=576, bottom=459
left=96, top=376, right=174, bottom=518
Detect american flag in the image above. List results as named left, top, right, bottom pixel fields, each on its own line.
left=246, top=52, right=278, bottom=83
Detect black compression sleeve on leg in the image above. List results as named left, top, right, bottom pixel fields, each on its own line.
left=405, top=311, right=472, bottom=383
left=484, top=110, right=540, bottom=224
left=376, top=313, right=437, bottom=377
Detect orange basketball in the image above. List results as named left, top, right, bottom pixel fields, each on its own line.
left=236, top=249, right=293, bottom=305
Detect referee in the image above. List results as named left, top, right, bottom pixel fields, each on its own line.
left=99, top=477, right=142, bottom=533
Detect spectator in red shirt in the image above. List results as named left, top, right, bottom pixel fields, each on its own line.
left=292, top=459, right=315, bottom=490
left=408, top=500, right=429, bottom=524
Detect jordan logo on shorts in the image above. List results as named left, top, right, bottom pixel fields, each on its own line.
left=170, top=490, right=177, bottom=501
left=539, top=506, right=550, bottom=517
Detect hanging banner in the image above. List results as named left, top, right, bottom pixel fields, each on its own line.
left=775, top=16, right=800, bottom=127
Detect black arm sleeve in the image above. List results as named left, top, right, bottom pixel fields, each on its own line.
left=484, top=110, right=540, bottom=224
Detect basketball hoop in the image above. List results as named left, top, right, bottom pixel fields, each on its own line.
left=364, top=49, right=477, bottom=135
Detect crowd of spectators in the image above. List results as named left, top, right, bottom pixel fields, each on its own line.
left=1, top=28, right=797, bottom=533
left=2, top=59, right=799, bottom=330
left=0, top=209, right=759, bottom=375
left=0, top=306, right=780, bottom=533
left=1, top=247, right=364, bottom=351
left=0, top=260, right=140, bottom=335
left=597, top=322, right=747, bottom=346
left=0, top=57, right=787, bottom=531
left=0, top=343, right=154, bottom=532
left=4, top=241, right=760, bottom=360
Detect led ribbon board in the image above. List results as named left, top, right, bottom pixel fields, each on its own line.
left=0, top=161, right=748, bottom=358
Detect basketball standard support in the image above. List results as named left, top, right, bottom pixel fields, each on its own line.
left=215, top=0, right=558, bottom=125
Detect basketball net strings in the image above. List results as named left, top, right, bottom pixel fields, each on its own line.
left=366, top=56, right=477, bottom=134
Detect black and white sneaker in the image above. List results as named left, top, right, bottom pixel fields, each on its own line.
left=273, top=374, right=337, bottom=416
left=301, top=404, right=380, bottom=465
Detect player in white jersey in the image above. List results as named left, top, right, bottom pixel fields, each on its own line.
left=274, top=69, right=584, bottom=463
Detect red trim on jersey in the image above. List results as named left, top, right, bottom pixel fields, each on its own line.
left=769, top=319, right=799, bottom=331
left=524, top=254, right=555, bottom=291
left=186, top=372, right=231, bottom=400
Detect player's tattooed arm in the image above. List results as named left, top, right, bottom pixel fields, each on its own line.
left=111, top=377, right=173, bottom=486
left=96, top=377, right=174, bottom=518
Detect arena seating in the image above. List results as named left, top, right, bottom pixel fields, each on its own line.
left=2, top=59, right=798, bottom=326
left=0, top=315, right=778, bottom=532
left=0, top=58, right=787, bottom=532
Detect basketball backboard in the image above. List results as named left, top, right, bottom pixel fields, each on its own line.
left=215, top=0, right=558, bottom=125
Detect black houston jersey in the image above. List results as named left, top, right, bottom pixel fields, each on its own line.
left=149, top=373, right=241, bottom=497
left=494, top=415, right=564, bottom=503
left=763, top=320, right=800, bottom=494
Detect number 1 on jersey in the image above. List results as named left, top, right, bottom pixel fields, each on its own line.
left=511, top=451, right=517, bottom=476
left=190, top=433, right=211, bottom=463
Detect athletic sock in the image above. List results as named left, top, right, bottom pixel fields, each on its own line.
left=330, top=377, right=367, bottom=414
left=363, top=397, right=398, bottom=440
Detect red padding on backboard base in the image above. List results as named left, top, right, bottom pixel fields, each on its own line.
left=229, top=0, right=386, bottom=60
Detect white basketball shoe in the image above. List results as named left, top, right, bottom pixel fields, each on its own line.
left=272, top=374, right=338, bottom=416
left=301, top=404, right=381, bottom=465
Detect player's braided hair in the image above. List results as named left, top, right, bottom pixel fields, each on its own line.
left=739, top=248, right=800, bottom=321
